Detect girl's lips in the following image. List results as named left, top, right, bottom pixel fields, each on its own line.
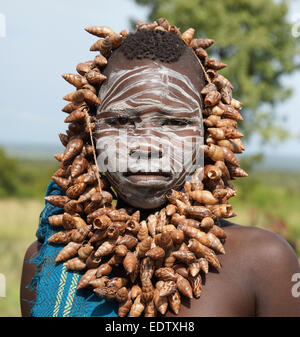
left=123, top=172, right=172, bottom=185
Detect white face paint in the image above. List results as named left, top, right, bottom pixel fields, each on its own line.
left=95, top=61, right=204, bottom=209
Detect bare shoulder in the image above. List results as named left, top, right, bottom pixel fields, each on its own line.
left=221, top=219, right=299, bottom=266
left=220, top=219, right=300, bottom=316
left=20, top=240, right=41, bottom=317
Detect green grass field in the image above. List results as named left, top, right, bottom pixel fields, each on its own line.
left=0, top=199, right=44, bottom=317
left=0, top=164, right=299, bottom=317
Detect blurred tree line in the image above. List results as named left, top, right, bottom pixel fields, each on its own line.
left=0, top=148, right=56, bottom=198
left=133, top=0, right=300, bottom=150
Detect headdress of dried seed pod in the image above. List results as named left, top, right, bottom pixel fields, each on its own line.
left=46, top=18, right=247, bottom=317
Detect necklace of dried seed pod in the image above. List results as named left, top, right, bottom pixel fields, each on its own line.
left=46, top=18, right=247, bottom=317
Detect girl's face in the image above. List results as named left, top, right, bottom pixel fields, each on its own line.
left=95, top=56, right=204, bottom=209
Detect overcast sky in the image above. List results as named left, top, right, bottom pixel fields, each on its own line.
left=0, top=0, right=299, bottom=158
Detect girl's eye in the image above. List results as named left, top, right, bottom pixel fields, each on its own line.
left=107, top=116, right=134, bottom=127
left=163, top=118, right=190, bottom=126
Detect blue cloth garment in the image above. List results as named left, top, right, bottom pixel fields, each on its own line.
left=28, top=180, right=118, bottom=317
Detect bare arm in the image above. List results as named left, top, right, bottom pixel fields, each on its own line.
left=250, top=228, right=300, bottom=316
left=20, top=240, right=40, bottom=317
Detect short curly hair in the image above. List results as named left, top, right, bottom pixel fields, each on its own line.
left=119, top=29, right=187, bottom=63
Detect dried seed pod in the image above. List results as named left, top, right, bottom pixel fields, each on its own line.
left=159, top=280, right=176, bottom=297
left=115, top=287, right=129, bottom=303
left=118, top=298, right=133, bottom=317
left=155, top=267, right=177, bottom=282
left=208, top=225, right=227, bottom=239
left=62, top=73, right=87, bottom=88
left=129, top=295, right=145, bottom=317
left=182, top=225, right=225, bottom=254
left=66, top=257, right=86, bottom=271
left=107, top=254, right=123, bottom=266
left=55, top=242, right=81, bottom=262
left=206, top=58, right=227, bottom=70
left=188, top=239, right=221, bottom=271
left=156, top=17, right=170, bottom=30
left=203, top=144, right=225, bottom=162
left=155, top=231, right=173, bottom=251
left=125, top=219, right=140, bottom=235
left=137, top=220, right=148, bottom=241
left=85, top=25, right=115, bottom=38
left=48, top=214, right=64, bottom=227
left=45, top=195, right=70, bottom=208
left=73, top=216, right=88, bottom=229
left=116, top=234, right=138, bottom=250
left=78, top=243, right=94, bottom=260
left=77, top=268, right=97, bottom=290
left=86, top=70, right=107, bottom=86
left=188, top=190, right=218, bottom=205
left=231, top=98, right=243, bottom=110
left=228, top=165, right=248, bottom=178
left=146, top=246, right=165, bottom=260
left=198, top=258, right=209, bottom=274
left=66, top=183, right=86, bottom=199
left=189, top=274, right=202, bottom=298
left=170, top=229, right=184, bottom=245
left=186, top=206, right=213, bottom=220
left=190, top=38, right=214, bottom=49
left=93, top=215, right=111, bottom=230
left=93, top=54, right=108, bottom=67
left=220, top=86, right=232, bottom=104
left=123, top=252, right=137, bottom=274
left=114, top=244, right=127, bottom=257
left=153, top=287, right=168, bottom=315
left=106, top=223, right=119, bottom=240
left=71, top=225, right=91, bottom=243
left=168, top=290, right=181, bottom=315
left=166, top=204, right=177, bottom=216
left=52, top=176, right=70, bottom=191
left=182, top=28, right=195, bottom=45
left=89, top=276, right=109, bottom=289
left=144, top=299, right=157, bottom=317
left=176, top=274, right=193, bottom=299
left=78, top=186, right=99, bottom=204
left=213, top=74, right=233, bottom=89
left=172, top=250, right=196, bottom=265
left=76, top=61, right=93, bottom=76
left=173, top=264, right=189, bottom=278
left=136, top=236, right=152, bottom=258
left=63, top=138, right=84, bottom=162
left=108, top=210, right=130, bottom=222
left=82, top=89, right=101, bottom=105
left=141, top=279, right=155, bottom=303
left=164, top=253, right=176, bottom=268
left=147, top=214, right=157, bottom=238
left=200, top=217, right=215, bottom=230
left=96, top=263, right=112, bottom=277
left=130, top=284, right=142, bottom=300
left=189, top=260, right=201, bottom=277
left=222, top=104, right=243, bottom=120
left=64, top=200, right=83, bottom=215
left=94, top=286, right=118, bottom=301
left=95, top=240, right=116, bottom=257
left=85, top=251, right=102, bottom=269
left=48, top=229, right=75, bottom=244
left=204, top=90, right=221, bottom=107
left=208, top=204, right=236, bottom=218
